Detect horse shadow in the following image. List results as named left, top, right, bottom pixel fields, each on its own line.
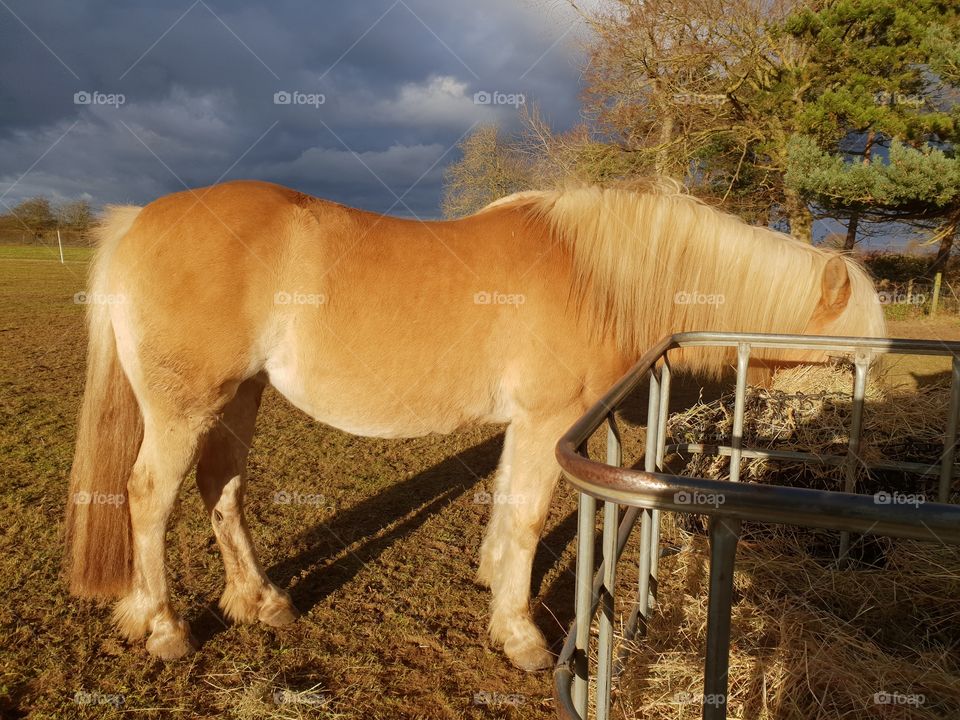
left=187, top=427, right=616, bottom=654
left=190, top=434, right=501, bottom=645
left=270, top=435, right=505, bottom=610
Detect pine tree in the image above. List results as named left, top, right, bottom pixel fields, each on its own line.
left=783, top=0, right=960, bottom=254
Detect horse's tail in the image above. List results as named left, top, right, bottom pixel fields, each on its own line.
left=65, top=205, right=144, bottom=599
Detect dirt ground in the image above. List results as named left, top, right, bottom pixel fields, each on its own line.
left=879, top=316, right=960, bottom=390
left=2, top=247, right=959, bottom=719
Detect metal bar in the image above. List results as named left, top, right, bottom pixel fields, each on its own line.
left=557, top=462, right=960, bottom=545
left=703, top=517, right=741, bottom=720
left=640, top=360, right=671, bottom=618
left=639, top=369, right=661, bottom=623
left=637, top=509, right=652, bottom=620
left=839, top=352, right=870, bottom=561
left=594, top=414, right=624, bottom=720
left=669, top=332, right=960, bottom=357
left=649, top=508, right=661, bottom=609
left=645, top=369, right=661, bottom=472
left=940, top=356, right=960, bottom=503
left=729, top=344, right=750, bottom=483
left=572, top=490, right=596, bottom=716
left=615, top=508, right=646, bottom=649
left=668, top=443, right=956, bottom=477
left=650, top=360, right=670, bottom=609
left=595, top=500, right=619, bottom=720
left=607, top=418, right=622, bottom=468
left=656, top=360, right=671, bottom=470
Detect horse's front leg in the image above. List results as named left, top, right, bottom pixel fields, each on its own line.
left=477, top=425, right=514, bottom=587
left=481, top=409, right=580, bottom=671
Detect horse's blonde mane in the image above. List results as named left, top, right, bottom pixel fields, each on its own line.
left=483, top=182, right=884, bottom=373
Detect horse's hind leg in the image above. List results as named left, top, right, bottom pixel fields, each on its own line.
left=113, top=411, right=209, bottom=659
left=195, top=378, right=298, bottom=627
left=484, top=407, right=581, bottom=671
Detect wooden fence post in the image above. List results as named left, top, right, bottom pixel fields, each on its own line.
left=932, top=272, right=943, bottom=316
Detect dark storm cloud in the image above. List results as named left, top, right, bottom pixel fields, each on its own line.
left=0, top=0, right=591, bottom=216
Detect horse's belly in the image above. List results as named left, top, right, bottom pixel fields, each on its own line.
left=264, top=346, right=507, bottom=439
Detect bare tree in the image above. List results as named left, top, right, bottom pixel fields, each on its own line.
left=57, top=200, right=93, bottom=232
left=572, top=0, right=815, bottom=237
left=9, top=197, right=56, bottom=239
left=441, top=125, right=533, bottom=218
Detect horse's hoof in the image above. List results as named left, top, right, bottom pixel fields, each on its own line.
left=504, top=637, right=554, bottom=672
left=145, top=626, right=197, bottom=660
left=259, top=594, right=300, bottom=627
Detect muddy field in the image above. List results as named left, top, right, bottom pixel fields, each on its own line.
left=3, top=245, right=960, bottom=719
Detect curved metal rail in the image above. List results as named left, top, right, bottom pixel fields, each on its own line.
left=553, top=332, right=960, bottom=720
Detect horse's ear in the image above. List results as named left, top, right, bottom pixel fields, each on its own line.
left=821, top=256, right=851, bottom=312
left=807, top=256, right=852, bottom=332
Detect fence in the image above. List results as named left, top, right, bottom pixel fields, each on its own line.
left=875, top=274, right=960, bottom=315
left=553, top=332, right=960, bottom=720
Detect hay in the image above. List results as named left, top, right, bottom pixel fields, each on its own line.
left=615, top=362, right=960, bottom=719
left=669, top=360, right=951, bottom=492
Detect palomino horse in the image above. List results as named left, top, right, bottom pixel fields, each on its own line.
left=65, top=179, right=884, bottom=670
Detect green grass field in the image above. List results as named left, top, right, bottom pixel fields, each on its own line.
left=0, top=246, right=581, bottom=719
left=0, top=244, right=93, bottom=263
